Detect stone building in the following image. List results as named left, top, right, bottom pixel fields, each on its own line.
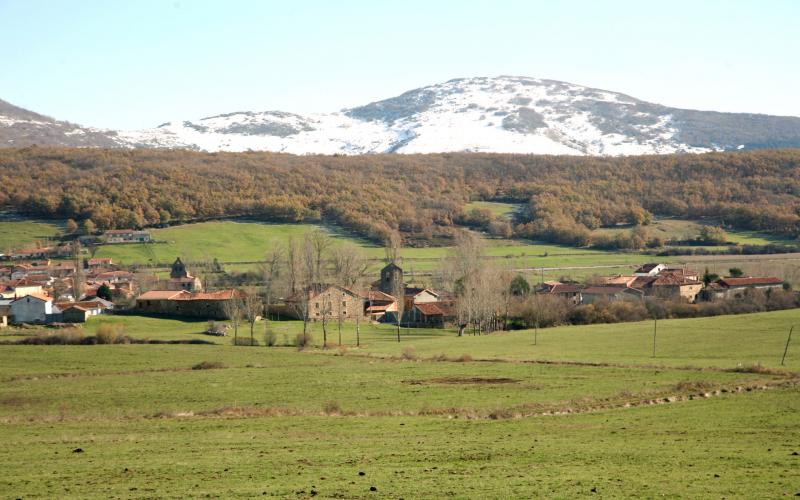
left=378, top=262, right=403, bottom=295
left=165, top=257, right=203, bottom=292
left=285, top=284, right=364, bottom=321
left=134, top=289, right=242, bottom=319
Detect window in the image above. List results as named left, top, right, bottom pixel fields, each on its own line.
left=342, top=300, right=347, bottom=307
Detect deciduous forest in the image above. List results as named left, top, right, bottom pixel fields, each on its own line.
left=1, top=147, right=798, bottom=246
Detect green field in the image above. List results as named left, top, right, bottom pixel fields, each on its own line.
left=592, top=217, right=793, bottom=246
left=0, top=218, right=64, bottom=252
left=0, top=310, right=798, bottom=497
left=85, top=219, right=682, bottom=283
left=464, top=201, right=521, bottom=219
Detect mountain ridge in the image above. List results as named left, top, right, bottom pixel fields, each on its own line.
left=3, top=76, right=800, bottom=155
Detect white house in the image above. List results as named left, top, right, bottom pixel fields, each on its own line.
left=633, top=263, right=666, bottom=277
left=10, top=294, right=53, bottom=323
left=103, top=230, right=152, bottom=244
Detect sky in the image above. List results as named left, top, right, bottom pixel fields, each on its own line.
left=1, top=0, right=799, bottom=130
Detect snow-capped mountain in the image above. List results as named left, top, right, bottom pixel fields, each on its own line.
left=4, top=76, right=800, bottom=155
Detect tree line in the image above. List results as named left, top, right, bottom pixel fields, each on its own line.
left=1, top=147, right=798, bottom=246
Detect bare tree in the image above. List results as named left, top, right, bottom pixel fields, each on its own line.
left=443, top=231, right=502, bottom=335
left=332, top=243, right=369, bottom=346
left=222, top=294, right=243, bottom=344
left=242, top=287, right=262, bottom=345
left=385, top=231, right=401, bottom=264
left=259, top=247, right=284, bottom=347
left=308, top=229, right=332, bottom=284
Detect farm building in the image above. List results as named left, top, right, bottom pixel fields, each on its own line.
left=103, top=230, right=152, bottom=244
left=581, top=286, right=644, bottom=304
left=135, top=289, right=242, bottom=319
left=535, top=282, right=583, bottom=304
left=10, top=293, right=55, bottom=324
left=361, top=290, right=397, bottom=321
left=285, top=284, right=364, bottom=321
left=165, top=257, right=203, bottom=292
left=715, top=277, right=784, bottom=298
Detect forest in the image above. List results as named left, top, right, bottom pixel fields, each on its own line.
left=0, top=147, right=798, bottom=246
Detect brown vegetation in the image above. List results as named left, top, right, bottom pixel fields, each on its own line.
left=1, top=148, right=798, bottom=246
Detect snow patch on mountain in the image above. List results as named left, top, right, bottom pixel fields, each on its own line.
left=5, top=76, right=800, bottom=154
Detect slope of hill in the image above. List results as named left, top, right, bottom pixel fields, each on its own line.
left=4, top=76, right=800, bottom=154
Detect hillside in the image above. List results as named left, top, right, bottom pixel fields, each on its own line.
left=3, top=76, right=800, bottom=154
left=1, top=148, right=798, bottom=246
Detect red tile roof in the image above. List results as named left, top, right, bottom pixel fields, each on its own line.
left=414, top=302, right=446, bottom=316
left=582, top=286, right=640, bottom=295
left=718, top=277, right=783, bottom=287
left=361, top=290, right=397, bottom=302
left=137, top=290, right=187, bottom=301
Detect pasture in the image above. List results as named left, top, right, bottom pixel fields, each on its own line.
left=0, top=310, right=798, bottom=497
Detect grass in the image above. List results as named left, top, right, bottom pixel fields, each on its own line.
left=0, top=309, right=798, bottom=497
left=92, top=220, right=373, bottom=265
left=82, top=218, right=683, bottom=279
left=0, top=218, right=64, bottom=252
left=464, top=201, right=521, bottom=219
left=592, top=217, right=794, bottom=246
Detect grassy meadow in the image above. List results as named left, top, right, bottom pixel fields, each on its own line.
left=0, top=217, right=64, bottom=252
left=0, top=309, right=799, bottom=497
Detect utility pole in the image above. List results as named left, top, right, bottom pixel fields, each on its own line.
left=781, top=326, right=794, bottom=366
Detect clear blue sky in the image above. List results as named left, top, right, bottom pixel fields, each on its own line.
left=2, top=0, right=798, bottom=129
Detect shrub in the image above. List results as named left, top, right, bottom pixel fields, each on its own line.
left=294, top=332, right=313, bottom=349
left=401, top=346, right=418, bottom=360
left=264, top=330, right=278, bottom=347
left=191, top=361, right=226, bottom=370
left=454, top=353, right=473, bottom=362
left=233, top=337, right=260, bottom=346
left=95, top=323, right=125, bottom=344
left=323, top=401, right=342, bottom=415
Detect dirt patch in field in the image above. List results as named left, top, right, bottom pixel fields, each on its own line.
left=404, top=377, right=519, bottom=385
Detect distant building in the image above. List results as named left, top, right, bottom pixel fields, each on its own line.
left=0, top=301, right=9, bottom=328
left=535, top=282, right=583, bottom=304
left=410, top=302, right=456, bottom=326
left=634, top=263, right=667, bottom=277
left=378, top=262, right=403, bottom=295
left=285, top=284, right=364, bottom=321
left=581, top=286, right=643, bottom=304
left=10, top=293, right=54, bottom=323
left=166, top=257, right=202, bottom=292
left=135, top=289, right=242, bottom=319
left=715, top=277, right=784, bottom=299
left=361, top=290, right=398, bottom=321
left=103, top=230, right=152, bottom=244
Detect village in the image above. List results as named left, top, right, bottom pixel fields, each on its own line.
left=0, top=228, right=791, bottom=332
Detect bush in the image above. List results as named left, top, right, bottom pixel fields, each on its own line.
left=401, top=346, right=418, bottom=360
left=233, top=337, right=260, bottom=346
left=191, top=361, right=226, bottom=370
left=323, top=401, right=342, bottom=415
left=294, top=332, right=313, bottom=349
left=264, top=330, right=278, bottom=347
left=95, top=323, right=126, bottom=344
left=454, top=353, right=473, bottom=362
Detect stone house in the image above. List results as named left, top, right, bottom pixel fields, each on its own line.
left=581, top=286, right=643, bottom=304
left=535, top=282, right=583, bottom=304
left=165, top=257, right=202, bottom=292
left=286, top=284, right=364, bottom=321
left=135, top=289, right=242, bottom=320
left=715, top=277, right=784, bottom=299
